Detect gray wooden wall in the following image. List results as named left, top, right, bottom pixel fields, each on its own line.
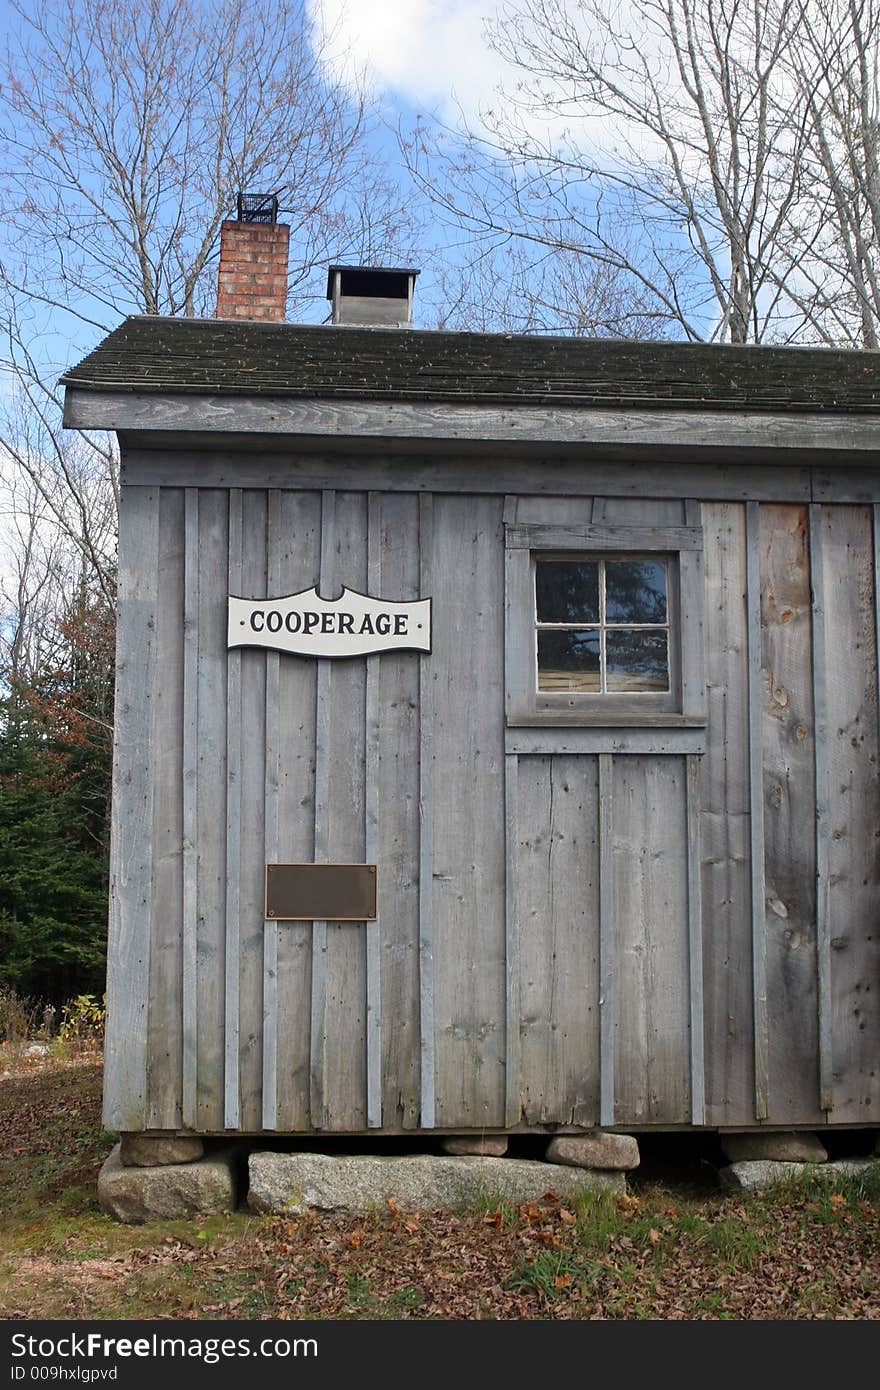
left=104, top=469, right=880, bottom=1134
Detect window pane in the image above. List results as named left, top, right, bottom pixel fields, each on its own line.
left=538, top=630, right=600, bottom=691
left=606, top=631, right=669, bottom=691
left=536, top=561, right=599, bottom=623
left=605, top=560, right=667, bottom=624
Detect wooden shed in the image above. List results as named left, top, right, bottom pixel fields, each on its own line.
left=61, top=253, right=880, bottom=1145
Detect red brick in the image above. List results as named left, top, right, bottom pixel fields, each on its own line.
left=216, top=220, right=290, bottom=321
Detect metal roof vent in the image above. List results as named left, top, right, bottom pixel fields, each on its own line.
left=237, top=191, right=279, bottom=224
left=326, top=264, right=419, bottom=327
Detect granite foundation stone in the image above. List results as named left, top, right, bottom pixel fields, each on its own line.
left=120, top=1134, right=205, bottom=1167
left=98, top=1144, right=236, bottom=1222
left=247, top=1151, right=624, bottom=1214
left=720, top=1156, right=876, bottom=1193
left=720, top=1131, right=827, bottom=1165
left=546, top=1133, right=640, bottom=1172
left=441, top=1136, right=509, bottom=1157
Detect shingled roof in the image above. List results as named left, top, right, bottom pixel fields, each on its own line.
left=61, top=315, right=880, bottom=414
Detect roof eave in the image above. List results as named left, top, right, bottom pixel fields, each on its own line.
left=61, top=384, right=880, bottom=457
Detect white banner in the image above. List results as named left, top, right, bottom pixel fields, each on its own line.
left=228, top=586, right=431, bottom=657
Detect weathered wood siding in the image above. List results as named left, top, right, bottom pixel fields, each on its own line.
left=104, top=474, right=880, bottom=1133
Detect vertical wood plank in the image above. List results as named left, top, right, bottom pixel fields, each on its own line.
left=195, top=491, right=229, bottom=1131
left=760, top=504, right=822, bottom=1125
left=679, top=547, right=706, bottom=720
left=504, top=753, right=521, bottom=1127
left=613, top=756, right=691, bottom=1124
left=103, top=486, right=160, bottom=1132
left=686, top=753, right=705, bottom=1126
left=821, top=505, right=880, bottom=1124
left=875, top=505, right=880, bottom=733
left=322, top=492, right=368, bottom=1130
left=275, top=491, right=321, bottom=1132
left=238, top=492, right=267, bottom=1133
left=503, top=492, right=520, bottom=1129
left=594, top=498, right=690, bottom=524
left=746, top=500, right=769, bottom=1120
left=432, top=494, right=506, bottom=1129
left=809, top=504, right=833, bottom=1114
left=377, top=492, right=422, bottom=1129
left=310, top=489, right=334, bottom=1129
left=700, top=503, right=753, bottom=1128
left=181, top=488, right=199, bottom=1129
left=147, top=487, right=185, bottom=1130
left=365, top=493, right=382, bottom=1128
left=504, top=538, right=534, bottom=725
left=323, top=497, right=368, bottom=1126
left=599, top=753, right=615, bottom=1128
left=418, top=491, right=435, bottom=1129
left=515, top=498, right=594, bottom=524
left=517, top=756, right=600, bottom=1126
left=224, top=489, right=243, bottom=1129
left=262, top=491, right=281, bottom=1130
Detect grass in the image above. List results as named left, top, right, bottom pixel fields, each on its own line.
left=1, top=1050, right=879, bottom=1320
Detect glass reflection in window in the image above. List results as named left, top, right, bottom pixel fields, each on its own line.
left=535, top=556, right=670, bottom=695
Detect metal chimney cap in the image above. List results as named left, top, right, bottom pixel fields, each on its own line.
left=325, top=265, right=420, bottom=300
left=237, top=192, right=279, bottom=224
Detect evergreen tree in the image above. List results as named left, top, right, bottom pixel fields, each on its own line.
left=0, top=583, right=113, bottom=1003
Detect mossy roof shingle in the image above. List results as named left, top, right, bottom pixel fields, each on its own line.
left=61, top=315, right=880, bottom=413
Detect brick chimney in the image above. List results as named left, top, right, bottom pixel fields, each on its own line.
left=216, top=193, right=289, bottom=322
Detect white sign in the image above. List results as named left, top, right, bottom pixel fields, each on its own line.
left=228, top=586, right=432, bottom=658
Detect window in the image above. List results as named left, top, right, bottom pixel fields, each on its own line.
left=505, top=522, right=705, bottom=730
left=535, top=557, right=671, bottom=695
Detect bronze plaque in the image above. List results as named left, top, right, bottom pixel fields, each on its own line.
left=265, top=863, right=377, bottom=921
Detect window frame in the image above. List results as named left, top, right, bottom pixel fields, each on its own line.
left=505, top=522, right=705, bottom=729
left=534, top=552, right=678, bottom=710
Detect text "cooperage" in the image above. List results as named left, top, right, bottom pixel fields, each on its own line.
left=228, top=585, right=431, bottom=659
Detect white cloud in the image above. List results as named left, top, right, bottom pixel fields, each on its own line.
left=307, top=0, right=678, bottom=164
left=307, top=0, right=788, bottom=171
left=308, top=0, right=511, bottom=122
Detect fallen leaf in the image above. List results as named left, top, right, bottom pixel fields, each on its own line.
left=554, top=1273, right=572, bottom=1289
left=482, top=1211, right=504, bottom=1228
left=542, top=1190, right=560, bottom=1204
left=648, top=1228, right=661, bottom=1246
left=521, top=1202, right=543, bottom=1225
left=830, top=1194, right=846, bottom=1209
left=559, top=1208, right=577, bottom=1226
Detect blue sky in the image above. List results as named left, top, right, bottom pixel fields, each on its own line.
left=0, top=1, right=520, bottom=360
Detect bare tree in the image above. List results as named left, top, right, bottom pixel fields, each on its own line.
left=404, top=0, right=818, bottom=343
left=425, top=231, right=670, bottom=336
left=0, top=460, right=67, bottom=699
left=0, top=292, right=118, bottom=604
left=0, top=0, right=416, bottom=324
left=778, top=0, right=880, bottom=346
left=0, top=0, right=421, bottom=674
